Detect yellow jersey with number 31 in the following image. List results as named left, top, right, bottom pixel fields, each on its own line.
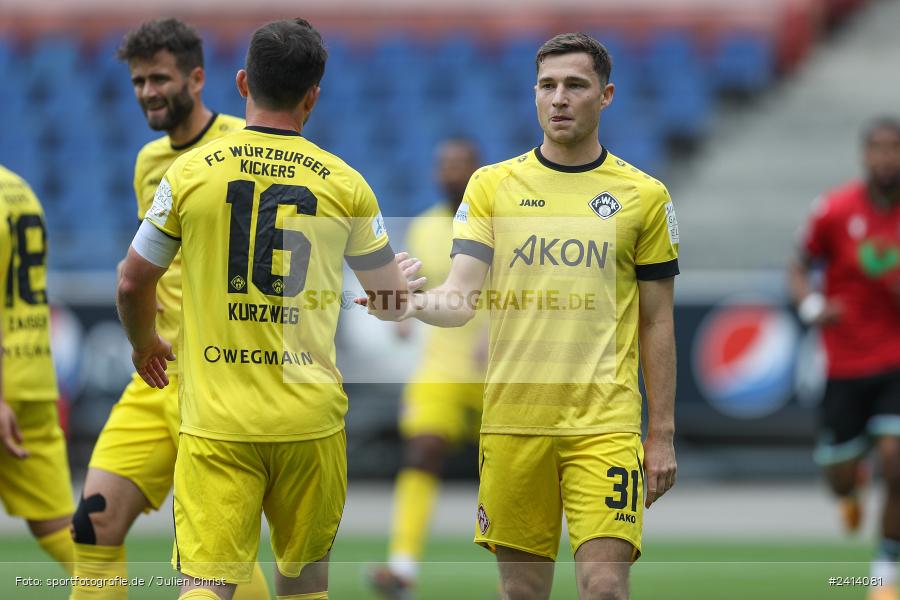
left=0, top=165, right=58, bottom=403
left=145, top=126, right=393, bottom=442
left=451, top=148, right=679, bottom=436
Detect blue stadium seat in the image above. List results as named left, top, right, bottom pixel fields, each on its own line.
left=711, top=31, right=775, bottom=94
left=641, top=30, right=713, bottom=141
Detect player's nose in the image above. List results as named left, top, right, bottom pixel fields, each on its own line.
left=551, top=86, right=568, bottom=106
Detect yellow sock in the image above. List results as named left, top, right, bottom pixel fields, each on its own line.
left=37, top=527, right=75, bottom=575
left=388, top=468, right=439, bottom=569
left=233, top=562, right=271, bottom=599
left=276, top=593, right=328, bottom=600
left=70, top=543, right=127, bottom=599
left=178, top=590, right=223, bottom=600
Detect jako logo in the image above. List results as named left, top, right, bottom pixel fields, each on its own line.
left=509, top=235, right=608, bottom=269
left=519, top=198, right=545, bottom=207
left=692, top=299, right=798, bottom=419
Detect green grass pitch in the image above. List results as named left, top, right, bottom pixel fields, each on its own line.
left=0, top=534, right=875, bottom=598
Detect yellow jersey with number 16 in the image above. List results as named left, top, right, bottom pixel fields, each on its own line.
left=146, top=126, right=392, bottom=442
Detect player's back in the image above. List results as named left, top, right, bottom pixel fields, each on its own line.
left=147, top=126, right=389, bottom=442
left=0, top=165, right=58, bottom=402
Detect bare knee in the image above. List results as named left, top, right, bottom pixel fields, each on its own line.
left=404, top=435, right=449, bottom=476
left=497, top=547, right=554, bottom=600
left=502, top=576, right=551, bottom=600
left=878, top=437, right=900, bottom=476
left=578, top=569, right=628, bottom=600
left=73, top=470, right=149, bottom=546
left=824, top=460, right=861, bottom=496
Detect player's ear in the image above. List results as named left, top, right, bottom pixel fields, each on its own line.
left=236, top=69, right=249, bottom=98
left=303, top=84, right=321, bottom=113
left=600, top=82, right=615, bottom=111
left=188, top=66, right=205, bottom=95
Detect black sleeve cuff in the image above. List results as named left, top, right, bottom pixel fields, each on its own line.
left=451, top=238, right=493, bottom=264
left=636, top=258, right=679, bottom=280
left=345, top=242, right=395, bottom=270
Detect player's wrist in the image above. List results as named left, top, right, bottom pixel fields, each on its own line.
left=647, top=426, right=675, bottom=440
left=132, top=330, right=160, bottom=354
left=797, top=292, right=826, bottom=325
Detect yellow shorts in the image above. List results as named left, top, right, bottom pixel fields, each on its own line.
left=400, top=381, right=483, bottom=444
left=474, top=432, right=644, bottom=561
left=88, top=372, right=180, bottom=510
left=0, top=400, right=74, bottom=520
left=172, top=430, right=347, bottom=584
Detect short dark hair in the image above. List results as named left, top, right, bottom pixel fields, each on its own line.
left=535, top=32, right=612, bottom=85
left=863, top=116, right=900, bottom=145
left=117, top=18, right=204, bottom=74
left=246, top=18, right=327, bottom=111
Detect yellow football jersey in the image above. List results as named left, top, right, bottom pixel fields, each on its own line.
left=452, top=148, right=679, bottom=436
left=0, top=165, right=58, bottom=402
left=133, top=113, right=245, bottom=346
left=407, top=204, right=487, bottom=384
left=146, top=126, right=392, bottom=442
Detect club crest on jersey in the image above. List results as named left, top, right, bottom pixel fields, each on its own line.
left=588, top=192, right=621, bottom=220
left=147, top=177, right=173, bottom=226
left=230, top=275, right=246, bottom=291
left=372, top=212, right=386, bottom=238
left=476, top=504, right=491, bottom=535
left=455, top=202, right=469, bottom=223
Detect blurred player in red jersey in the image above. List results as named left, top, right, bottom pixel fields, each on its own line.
left=790, top=117, right=900, bottom=600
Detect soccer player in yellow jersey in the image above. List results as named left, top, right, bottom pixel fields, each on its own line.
left=116, top=18, right=414, bottom=600
left=369, top=139, right=488, bottom=598
left=0, top=165, right=75, bottom=575
left=69, top=19, right=269, bottom=600
left=379, top=33, right=679, bottom=599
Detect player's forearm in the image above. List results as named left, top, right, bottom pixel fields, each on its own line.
left=787, top=256, right=815, bottom=305
left=408, top=286, right=478, bottom=328
left=640, top=318, right=676, bottom=438
left=116, top=277, right=159, bottom=352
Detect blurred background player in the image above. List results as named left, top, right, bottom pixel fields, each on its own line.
left=368, top=138, right=488, bottom=598
left=117, top=18, right=416, bottom=600
left=0, top=164, right=75, bottom=574
left=68, top=18, right=270, bottom=600
left=372, top=32, right=679, bottom=600
left=789, top=117, right=900, bottom=600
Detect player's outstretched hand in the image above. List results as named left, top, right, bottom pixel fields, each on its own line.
left=0, top=400, right=29, bottom=459
left=354, top=251, right=427, bottom=307
left=643, top=433, right=676, bottom=508
left=132, top=334, right=176, bottom=389
left=395, top=252, right=427, bottom=293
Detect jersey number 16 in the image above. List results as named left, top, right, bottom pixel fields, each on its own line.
left=225, top=180, right=318, bottom=298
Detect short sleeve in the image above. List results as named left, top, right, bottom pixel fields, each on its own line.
left=344, top=175, right=393, bottom=270
left=133, top=151, right=145, bottom=221
left=635, top=186, right=680, bottom=280
left=451, top=169, right=494, bottom=264
left=799, top=195, right=831, bottom=260
left=144, top=173, right=182, bottom=240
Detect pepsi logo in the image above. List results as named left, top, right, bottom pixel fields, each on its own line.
left=692, top=299, right=799, bottom=419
